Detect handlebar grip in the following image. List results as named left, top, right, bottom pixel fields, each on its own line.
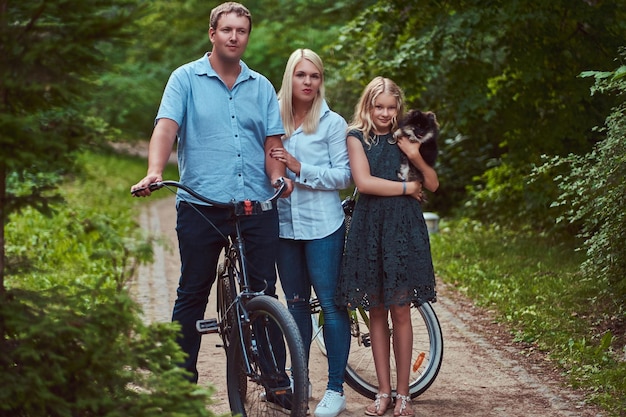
left=130, top=182, right=163, bottom=195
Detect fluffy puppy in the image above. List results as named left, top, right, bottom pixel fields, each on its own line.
left=392, top=109, right=439, bottom=183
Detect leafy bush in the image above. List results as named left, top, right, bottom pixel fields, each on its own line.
left=0, top=287, right=214, bottom=417
left=463, top=160, right=566, bottom=232
left=535, top=47, right=626, bottom=326
left=1, top=151, right=214, bottom=416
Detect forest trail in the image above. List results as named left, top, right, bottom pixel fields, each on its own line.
left=132, top=195, right=603, bottom=417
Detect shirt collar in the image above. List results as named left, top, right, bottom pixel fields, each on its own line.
left=194, top=52, right=257, bottom=81
left=319, top=99, right=330, bottom=119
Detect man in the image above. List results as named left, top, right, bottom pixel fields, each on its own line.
left=131, top=0, right=294, bottom=402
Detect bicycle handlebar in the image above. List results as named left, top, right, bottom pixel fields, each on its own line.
left=131, top=177, right=287, bottom=215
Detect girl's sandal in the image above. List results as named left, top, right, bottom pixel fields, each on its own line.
left=393, top=394, right=414, bottom=417
left=365, top=392, right=392, bottom=416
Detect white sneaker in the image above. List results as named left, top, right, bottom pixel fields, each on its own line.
left=314, top=390, right=346, bottom=417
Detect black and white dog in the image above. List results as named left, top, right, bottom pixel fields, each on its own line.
left=392, top=109, right=439, bottom=183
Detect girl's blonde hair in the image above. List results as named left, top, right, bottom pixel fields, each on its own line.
left=277, top=48, right=325, bottom=138
left=348, top=76, right=405, bottom=147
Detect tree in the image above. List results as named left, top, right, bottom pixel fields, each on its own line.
left=0, top=0, right=146, bottom=289
left=326, top=0, right=626, bottom=226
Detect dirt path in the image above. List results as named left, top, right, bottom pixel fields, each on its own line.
left=132, top=195, right=604, bottom=417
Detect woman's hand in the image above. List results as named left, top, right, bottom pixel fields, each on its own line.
left=270, top=147, right=301, bottom=176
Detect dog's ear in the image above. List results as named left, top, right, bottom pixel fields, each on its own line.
left=425, top=111, right=439, bottom=128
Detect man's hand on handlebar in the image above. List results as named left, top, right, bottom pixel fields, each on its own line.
left=273, top=176, right=294, bottom=199
left=130, top=174, right=162, bottom=197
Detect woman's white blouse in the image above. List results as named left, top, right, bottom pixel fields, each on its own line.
left=277, top=100, right=351, bottom=240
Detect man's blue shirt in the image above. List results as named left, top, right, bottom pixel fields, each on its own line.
left=156, top=53, right=284, bottom=204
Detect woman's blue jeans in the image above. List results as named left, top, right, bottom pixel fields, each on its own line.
left=276, top=223, right=350, bottom=393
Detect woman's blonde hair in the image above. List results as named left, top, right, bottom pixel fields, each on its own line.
left=348, top=76, right=405, bottom=147
left=278, top=49, right=325, bottom=138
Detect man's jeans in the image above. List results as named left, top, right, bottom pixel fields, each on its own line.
left=174, top=202, right=281, bottom=383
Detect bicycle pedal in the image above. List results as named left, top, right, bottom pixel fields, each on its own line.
left=196, top=318, right=219, bottom=334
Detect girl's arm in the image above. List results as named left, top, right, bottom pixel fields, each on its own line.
left=348, top=135, right=423, bottom=199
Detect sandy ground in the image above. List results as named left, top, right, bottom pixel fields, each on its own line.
left=131, top=195, right=605, bottom=417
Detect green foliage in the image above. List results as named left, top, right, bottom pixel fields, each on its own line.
left=326, top=0, right=626, bottom=224
left=6, top=150, right=176, bottom=287
left=0, top=0, right=149, bottom=285
left=463, top=160, right=567, bottom=232
left=431, top=219, right=625, bottom=414
left=534, top=47, right=626, bottom=326
left=0, top=0, right=146, bottom=174
left=90, top=0, right=212, bottom=140
left=0, top=287, right=214, bottom=417
left=2, top=151, right=213, bottom=416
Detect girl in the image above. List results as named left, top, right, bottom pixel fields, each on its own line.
left=271, top=49, right=352, bottom=417
left=335, top=76, right=439, bottom=417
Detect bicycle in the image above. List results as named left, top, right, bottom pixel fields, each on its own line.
left=310, top=190, right=443, bottom=401
left=133, top=178, right=308, bottom=417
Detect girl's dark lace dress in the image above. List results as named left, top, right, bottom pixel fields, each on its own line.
left=336, top=130, right=436, bottom=310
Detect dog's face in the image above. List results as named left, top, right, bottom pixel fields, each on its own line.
left=393, top=109, right=439, bottom=143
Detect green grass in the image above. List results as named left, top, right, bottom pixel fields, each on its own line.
left=430, top=218, right=626, bottom=415
left=6, top=148, right=178, bottom=290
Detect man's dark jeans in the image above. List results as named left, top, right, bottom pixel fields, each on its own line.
left=174, top=201, right=282, bottom=383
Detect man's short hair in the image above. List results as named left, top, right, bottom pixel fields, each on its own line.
left=210, top=2, right=252, bottom=32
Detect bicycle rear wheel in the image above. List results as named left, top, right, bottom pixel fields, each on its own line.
left=347, top=302, right=443, bottom=399
left=227, top=295, right=308, bottom=417
left=311, top=300, right=443, bottom=400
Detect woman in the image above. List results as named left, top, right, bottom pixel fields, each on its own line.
left=270, top=48, right=351, bottom=417
left=335, top=76, right=439, bottom=417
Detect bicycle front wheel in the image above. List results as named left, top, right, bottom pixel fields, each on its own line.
left=342, top=302, right=443, bottom=400
left=227, top=295, right=308, bottom=417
